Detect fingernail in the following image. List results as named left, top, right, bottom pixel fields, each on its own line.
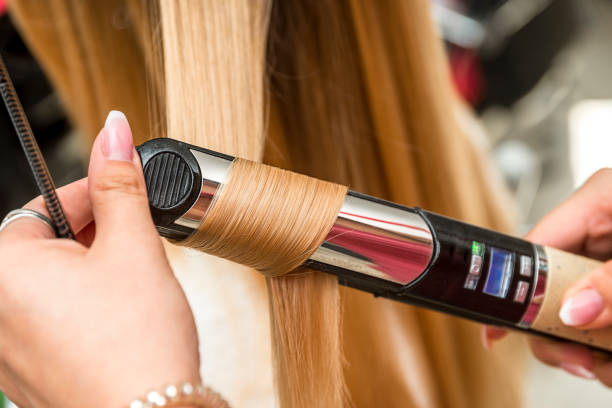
left=102, top=110, right=133, bottom=161
left=559, top=363, right=596, bottom=380
left=559, top=289, right=604, bottom=326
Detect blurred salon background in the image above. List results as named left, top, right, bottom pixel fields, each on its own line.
left=0, top=0, right=611, bottom=406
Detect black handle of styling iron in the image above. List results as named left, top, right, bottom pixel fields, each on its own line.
left=137, top=138, right=611, bottom=353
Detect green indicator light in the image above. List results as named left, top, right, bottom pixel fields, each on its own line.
left=472, top=241, right=484, bottom=256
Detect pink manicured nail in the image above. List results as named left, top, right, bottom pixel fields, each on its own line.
left=559, top=363, right=596, bottom=380
left=102, top=110, right=133, bottom=162
left=559, top=289, right=604, bottom=326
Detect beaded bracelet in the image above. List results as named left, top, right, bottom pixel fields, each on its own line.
left=128, top=382, right=230, bottom=408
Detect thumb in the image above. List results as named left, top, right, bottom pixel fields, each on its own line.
left=88, top=111, right=158, bottom=247
left=559, top=261, right=612, bottom=330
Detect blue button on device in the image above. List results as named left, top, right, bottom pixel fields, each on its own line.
left=483, top=248, right=514, bottom=298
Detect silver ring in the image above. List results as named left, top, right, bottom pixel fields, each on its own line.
left=0, top=209, right=56, bottom=235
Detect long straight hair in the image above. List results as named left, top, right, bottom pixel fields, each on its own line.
left=11, top=1, right=524, bottom=407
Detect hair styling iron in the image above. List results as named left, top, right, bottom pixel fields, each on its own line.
left=138, top=138, right=610, bottom=352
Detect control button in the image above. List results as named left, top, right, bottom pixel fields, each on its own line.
left=520, top=255, right=532, bottom=277
left=464, top=241, right=485, bottom=290
left=472, top=241, right=485, bottom=257
left=514, top=281, right=530, bottom=303
left=464, top=255, right=483, bottom=290
left=469, top=254, right=483, bottom=275
left=464, top=274, right=480, bottom=290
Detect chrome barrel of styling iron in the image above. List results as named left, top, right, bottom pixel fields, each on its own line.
left=137, top=138, right=611, bottom=353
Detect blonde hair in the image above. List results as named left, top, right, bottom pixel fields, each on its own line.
left=179, top=157, right=349, bottom=406
left=11, top=1, right=524, bottom=407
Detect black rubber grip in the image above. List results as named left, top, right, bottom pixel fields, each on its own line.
left=143, top=152, right=193, bottom=210
left=137, top=138, right=203, bottom=240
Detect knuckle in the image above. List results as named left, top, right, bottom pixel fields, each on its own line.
left=24, top=194, right=45, bottom=209
left=584, top=168, right=612, bottom=197
left=590, top=260, right=612, bottom=284
left=93, top=164, right=144, bottom=197
left=590, top=168, right=612, bottom=182
left=585, top=210, right=612, bottom=244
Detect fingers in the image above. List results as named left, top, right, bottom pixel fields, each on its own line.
left=24, top=178, right=91, bottom=231
left=87, top=111, right=159, bottom=249
left=481, top=325, right=599, bottom=382
left=557, top=260, right=612, bottom=329
left=522, top=170, right=612, bottom=386
left=528, top=336, right=596, bottom=380
left=594, top=360, right=612, bottom=387
left=527, top=335, right=612, bottom=386
left=481, top=326, right=600, bottom=381
left=76, top=221, right=96, bottom=247
left=0, top=210, right=56, bottom=240
left=526, top=168, right=612, bottom=260
left=481, top=325, right=508, bottom=350
left=0, top=178, right=91, bottom=241
left=525, top=192, right=589, bottom=253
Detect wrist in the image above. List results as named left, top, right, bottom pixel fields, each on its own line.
left=126, top=381, right=230, bottom=408
left=112, top=345, right=201, bottom=407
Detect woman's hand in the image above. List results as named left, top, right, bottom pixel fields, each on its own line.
left=483, top=169, right=612, bottom=385
left=0, top=111, right=200, bottom=407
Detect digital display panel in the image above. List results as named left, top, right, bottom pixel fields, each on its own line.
left=483, top=248, right=514, bottom=298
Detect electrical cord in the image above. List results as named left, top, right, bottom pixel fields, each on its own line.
left=0, top=54, right=73, bottom=239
